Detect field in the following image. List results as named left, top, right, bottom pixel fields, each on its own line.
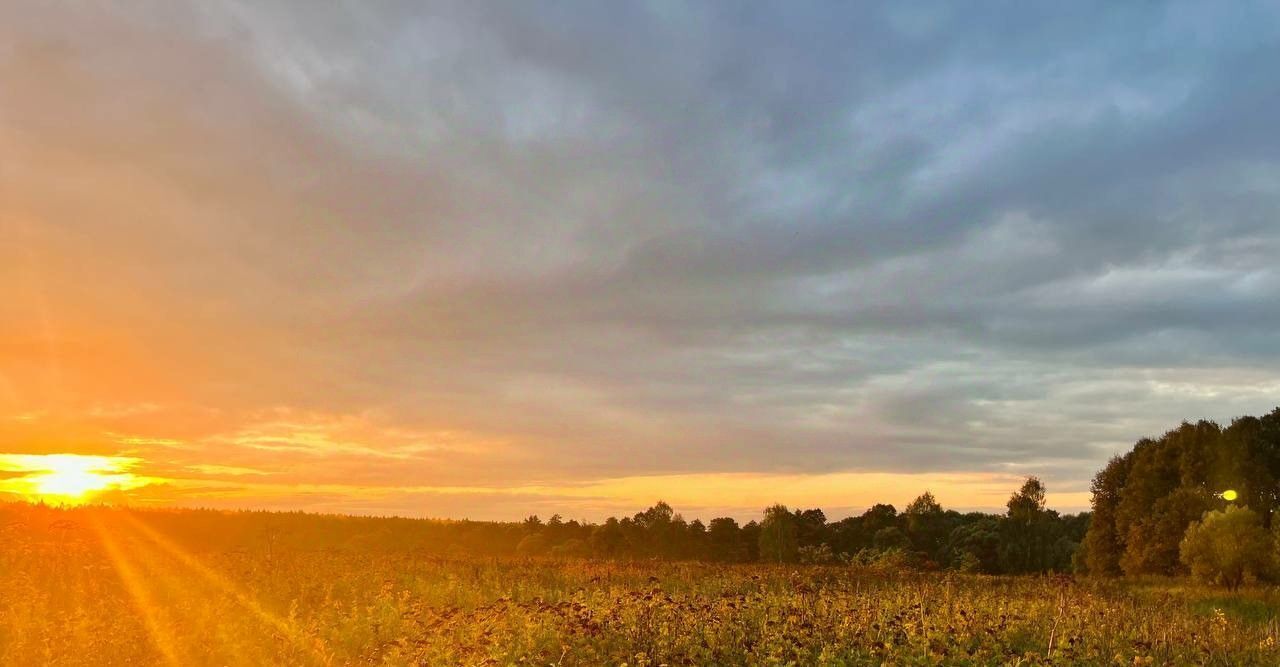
left=4, top=505, right=1280, bottom=666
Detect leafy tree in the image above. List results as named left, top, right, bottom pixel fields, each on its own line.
left=945, top=518, right=1001, bottom=573
left=685, top=518, right=708, bottom=560
left=1218, top=412, right=1280, bottom=521
left=1120, top=487, right=1212, bottom=576
left=634, top=501, right=679, bottom=557
left=515, top=533, right=549, bottom=556
left=1007, top=477, right=1047, bottom=521
left=589, top=517, right=625, bottom=557
left=904, top=491, right=943, bottom=515
left=1083, top=453, right=1130, bottom=576
left=1115, top=437, right=1181, bottom=560
left=827, top=516, right=866, bottom=556
left=740, top=520, right=762, bottom=562
left=1083, top=411, right=1280, bottom=578
left=904, top=491, right=947, bottom=561
left=758, top=504, right=798, bottom=563
left=551, top=538, right=587, bottom=558
left=794, top=508, right=828, bottom=549
left=636, top=501, right=675, bottom=527
left=1180, top=505, right=1273, bottom=590
left=1000, top=477, right=1052, bottom=573
left=873, top=526, right=910, bottom=551
left=707, top=517, right=743, bottom=562
left=798, top=543, right=838, bottom=564
left=861, top=504, right=898, bottom=534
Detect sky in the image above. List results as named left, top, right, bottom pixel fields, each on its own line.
left=2, top=1, right=1280, bottom=521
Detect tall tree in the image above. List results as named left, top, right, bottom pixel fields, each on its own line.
left=904, top=491, right=947, bottom=562
left=946, top=517, right=1001, bottom=573
left=1000, top=477, right=1050, bottom=573
left=707, top=517, right=743, bottom=562
left=758, top=504, right=798, bottom=563
left=1083, top=451, right=1130, bottom=576
left=1120, top=487, right=1212, bottom=576
left=794, top=508, right=828, bottom=549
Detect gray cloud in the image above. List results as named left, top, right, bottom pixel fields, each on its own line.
left=3, top=0, right=1280, bottom=515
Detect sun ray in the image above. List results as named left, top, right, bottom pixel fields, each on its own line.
left=109, top=515, right=284, bottom=664
left=118, top=512, right=330, bottom=664
left=88, top=514, right=184, bottom=666
left=0, top=454, right=155, bottom=505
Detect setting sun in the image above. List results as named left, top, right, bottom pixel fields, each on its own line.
left=30, top=457, right=116, bottom=497
left=0, top=454, right=149, bottom=504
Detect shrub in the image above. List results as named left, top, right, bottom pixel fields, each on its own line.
left=1179, top=505, right=1273, bottom=590
left=797, top=543, right=837, bottom=565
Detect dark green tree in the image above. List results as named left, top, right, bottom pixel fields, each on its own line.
left=945, top=517, right=1001, bottom=573
left=873, top=526, right=910, bottom=551
left=758, top=504, right=798, bottom=563
left=707, top=517, right=744, bottom=562
left=794, top=508, right=828, bottom=549
left=904, top=491, right=947, bottom=562
left=1083, top=454, right=1131, bottom=576
left=1000, top=477, right=1052, bottom=573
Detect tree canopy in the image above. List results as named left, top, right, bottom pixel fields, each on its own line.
left=1082, top=408, right=1280, bottom=577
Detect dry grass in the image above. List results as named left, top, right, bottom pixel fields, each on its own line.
left=3, top=504, right=1279, bottom=665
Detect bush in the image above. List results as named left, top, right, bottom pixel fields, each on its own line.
left=516, top=533, right=549, bottom=556
left=798, top=543, right=838, bottom=565
left=1179, top=505, right=1273, bottom=590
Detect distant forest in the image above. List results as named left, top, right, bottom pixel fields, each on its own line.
left=507, top=476, right=1087, bottom=574
left=9, top=408, right=1278, bottom=580
left=3, top=477, right=1089, bottom=576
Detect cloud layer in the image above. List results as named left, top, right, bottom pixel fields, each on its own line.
left=3, top=1, right=1279, bottom=519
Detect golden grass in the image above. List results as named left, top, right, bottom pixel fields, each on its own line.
left=3, top=504, right=1279, bottom=665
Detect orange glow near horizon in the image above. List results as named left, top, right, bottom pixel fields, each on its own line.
left=0, top=454, right=152, bottom=505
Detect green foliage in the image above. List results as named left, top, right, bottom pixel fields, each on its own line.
left=1085, top=409, right=1280, bottom=578
left=1121, top=487, right=1213, bottom=576
left=1007, top=477, right=1046, bottom=522
left=903, top=491, right=948, bottom=561
left=397, top=476, right=1090, bottom=574
left=872, top=526, right=910, bottom=551
left=998, top=477, right=1075, bottom=574
left=946, top=517, right=1001, bottom=573
left=550, top=537, right=588, bottom=557
left=1085, top=453, right=1131, bottom=576
left=793, top=507, right=828, bottom=550
left=797, top=543, right=838, bottom=565
left=1180, top=505, right=1274, bottom=590
left=516, top=532, right=549, bottom=556
left=758, top=504, right=798, bottom=563
left=706, top=517, right=746, bottom=562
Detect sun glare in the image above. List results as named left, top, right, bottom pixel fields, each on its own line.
left=0, top=454, right=149, bottom=504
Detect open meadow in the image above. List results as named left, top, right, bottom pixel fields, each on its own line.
left=4, top=503, right=1280, bottom=666
left=8, top=1, right=1280, bottom=664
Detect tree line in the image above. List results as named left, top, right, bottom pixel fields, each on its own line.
left=14, top=408, right=1280, bottom=586
left=4, top=477, right=1088, bottom=574
left=1082, top=407, right=1280, bottom=585
left=513, top=477, right=1088, bottom=574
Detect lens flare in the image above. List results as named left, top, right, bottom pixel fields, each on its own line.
left=0, top=454, right=151, bottom=504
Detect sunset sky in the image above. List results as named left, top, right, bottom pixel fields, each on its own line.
left=3, top=2, right=1279, bottom=520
